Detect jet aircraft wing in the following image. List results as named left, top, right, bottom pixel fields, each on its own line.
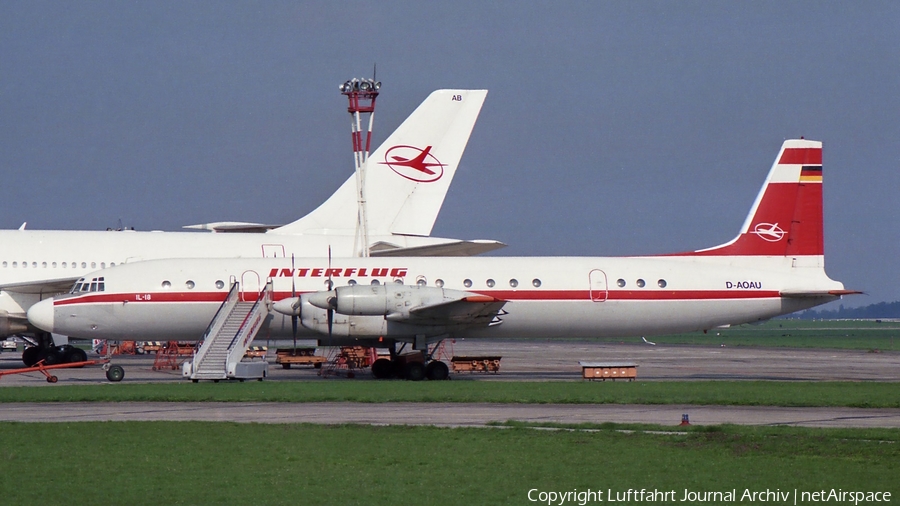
left=182, top=222, right=282, bottom=233
left=0, top=277, right=80, bottom=295
left=369, top=240, right=506, bottom=257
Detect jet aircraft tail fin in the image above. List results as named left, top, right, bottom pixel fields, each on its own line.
left=270, top=89, right=487, bottom=237
left=687, top=139, right=824, bottom=259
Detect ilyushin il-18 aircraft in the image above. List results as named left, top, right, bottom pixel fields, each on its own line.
left=28, top=139, right=857, bottom=380
left=3, top=89, right=500, bottom=366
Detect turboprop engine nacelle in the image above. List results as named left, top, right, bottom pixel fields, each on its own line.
left=271, top=285, right=497, bottom=338
left=307, top=284, right=463, bottom=320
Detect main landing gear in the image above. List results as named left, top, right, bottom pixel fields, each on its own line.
left=370, top=340, right=450, bottom=381
left=16, top=333, right=124, bottom=382
left=21, top=333, right=88, bottom=367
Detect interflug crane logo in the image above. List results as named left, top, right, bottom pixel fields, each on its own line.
left=379, top=145, right=445, bottom=182
left=751, top=222, right=786, bottom=242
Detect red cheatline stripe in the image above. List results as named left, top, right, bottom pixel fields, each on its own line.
left=55, top=289, right=783, bottom=306
left=779, top=148, right=822, bottom=165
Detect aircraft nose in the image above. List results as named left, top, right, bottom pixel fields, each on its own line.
left=272, top=297, right=301, bottom=316
left=27, top=298, right=55, bottom=333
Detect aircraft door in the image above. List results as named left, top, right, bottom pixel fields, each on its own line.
left=240, top=270, right=261, bottom=302
left=262, top=244, right=285, bottom=258
left=589, top=269, right=608, bottom=302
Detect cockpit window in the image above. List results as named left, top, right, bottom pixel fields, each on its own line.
left=72, top=277, right=105, bottom=294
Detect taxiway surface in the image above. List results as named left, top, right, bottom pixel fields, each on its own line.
left=2, top=340, right=898, bottom=428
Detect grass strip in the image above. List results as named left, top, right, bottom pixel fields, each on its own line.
left=4, top=422, right=898, bottom=505
left=1, top=380, right=899, bottom=407
left=544, top=319, right=900, bottom=350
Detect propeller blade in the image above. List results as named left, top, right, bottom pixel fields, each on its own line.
left=327, top=308, right=333, bottom=338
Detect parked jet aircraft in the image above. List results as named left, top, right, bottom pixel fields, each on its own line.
left=3, top=89, right=500, bottom=365
left=28, top=139, right=856, bottom=379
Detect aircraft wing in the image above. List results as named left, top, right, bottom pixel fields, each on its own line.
left=370, top=240, right=506, bottom=257
left=182, top=222, right=282, bottom=233
left=0, top=277, right=80, bottom=295
left=388, top=295, right=507, bottom=327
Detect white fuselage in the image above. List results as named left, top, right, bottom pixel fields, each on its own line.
left=29, top=255, right=844, bottom=343
left=0, top=229, right=474, bottom=316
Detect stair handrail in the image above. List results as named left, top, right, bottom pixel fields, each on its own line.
left=192, top=281, right=241, bottom=370
left=225, top=281, right=273, bottom=372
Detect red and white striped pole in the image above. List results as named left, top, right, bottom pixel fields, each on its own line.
left=339, top=78, right=380, bottom=257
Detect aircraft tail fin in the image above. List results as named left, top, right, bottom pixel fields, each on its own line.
left=270, top=89, right=487, bottom=237
left=689, top=139, right=824, bottom=258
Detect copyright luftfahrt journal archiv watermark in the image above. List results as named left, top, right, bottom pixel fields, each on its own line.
left=527, top=488, right=892, bottom=505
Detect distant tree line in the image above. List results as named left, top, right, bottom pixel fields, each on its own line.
left=790, top=301, right=900, bottom=320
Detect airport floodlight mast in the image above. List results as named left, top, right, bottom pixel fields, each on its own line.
left=340, top=77, right=381, bottom=257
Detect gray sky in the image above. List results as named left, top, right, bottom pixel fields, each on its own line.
left=1, top=2, right=898, bottom=306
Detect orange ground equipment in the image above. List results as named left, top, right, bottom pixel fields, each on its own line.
left=450, top=356, right=501, bottom=373
left=579, top=362, right=637, bottom=381
left=275, top=348, right=326, bottom=369
left=319, top=346, right=377, bottom=378
left=0, top=358, right=121, bottom=383
left=152, top=341, right=198, bottom=371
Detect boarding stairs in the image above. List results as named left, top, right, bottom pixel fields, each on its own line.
left=184, top=280, right=272, bottom=382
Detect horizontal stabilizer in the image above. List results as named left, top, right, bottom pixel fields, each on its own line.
left=780, top=289, right=863, bottom=298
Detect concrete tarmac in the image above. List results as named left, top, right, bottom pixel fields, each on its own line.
left=2, top=340, right=899, bottom=428
left=2, top=401, right=900, bottom=428
left=3, top=339, right=899, bottom=385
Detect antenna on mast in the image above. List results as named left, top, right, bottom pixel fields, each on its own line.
left=339, top=75, right=381, bottom=257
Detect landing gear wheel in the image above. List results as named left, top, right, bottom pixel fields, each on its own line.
left=47, top=375, right=58, bottom=383
left=40, top=349, right=62, bottom=366
left=22, top=347, right=40, bottom=367
left=64, top=347, right=88, bottom=365
left=106, top=365, right=125, bottom=382
left=404, top=361, right=426, bottom=381
left=425, top=361, right=450, bottom=381
left=281, top=363, right=291, bottom=369
left=371, top=358, right=393, bottom=379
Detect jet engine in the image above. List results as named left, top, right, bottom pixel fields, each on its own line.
left=0, top=310, right=28, bottom=338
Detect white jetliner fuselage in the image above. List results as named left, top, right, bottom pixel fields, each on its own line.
left=28, top=140, right=856, bottom=347
left=1, top=90, right=500, bottom=345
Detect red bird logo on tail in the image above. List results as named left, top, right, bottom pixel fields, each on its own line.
left=379, top=145, right=446, bottom=182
